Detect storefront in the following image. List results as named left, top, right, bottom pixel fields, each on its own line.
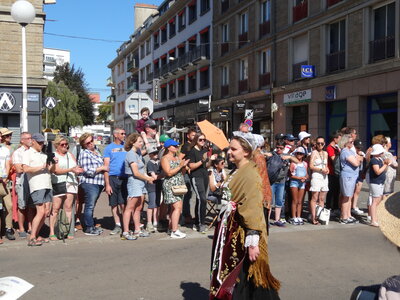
left=282, top=89, right=311, bottom=136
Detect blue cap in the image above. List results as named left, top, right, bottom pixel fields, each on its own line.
left=164, top=139, right=179, bottom=148
left=284, top=134, right=296, bottom=141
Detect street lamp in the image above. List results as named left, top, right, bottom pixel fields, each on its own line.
left=11, top=0, right=36, bottom=133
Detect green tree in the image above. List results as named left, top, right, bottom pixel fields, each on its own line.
left=53, top=63, right=94, bottom=125
left=45, top=81, right=83, bottom=133
left=96, top=102, right=113, bottom=123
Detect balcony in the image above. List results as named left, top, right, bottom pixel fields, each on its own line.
left=146, top=72, right=153, bottom=82
left=127, top=59, right=138, bottom=72
left=293, top=0, right=308, bottom=23
left=160, top=64, right=170, bottom=77
left=221, top=0, right=229, bottom=13
left=238, top=79, right=248, bottom=93
left=259, top=21, right=270, bottom=38
left=107, top=95, right=116, bottom=102
left=326, top=51, right=345, bottom=73
left=43, top=55, right=56, bottom=64
left=327, top=0, right=343, bottom=7
left=221, top=42, right=229, bottom=56
left=369, top=36, right=395, bottom=63
left=292, top=61, right=307, bottom=81
left=106, top=76, right=114, bottom=87
left=259, top=72, right=271, bottom=88
left=238, top=32, right=248, bottom=47
left=127, top=82, right=138, bottom=93
left=221, top=85, right=229, bottom=98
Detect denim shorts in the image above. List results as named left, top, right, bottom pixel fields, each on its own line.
left=271, top=183, right=285, bottom=208
left=340, top=176, right=357, bottom=197
left=290, top=179, right=305, bottom=190
left=369, top=183, right=384, bottom=198
left=127, top=176, right=147, bottom=198
left=31, top=189, right=53, bottom=205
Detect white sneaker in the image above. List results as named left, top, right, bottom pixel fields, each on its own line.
left=170, top=229, right=186, bottom=239
left=352, top=208, right=364, bottom=215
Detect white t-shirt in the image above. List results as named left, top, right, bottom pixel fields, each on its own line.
left=22, top=148, right=51, bottom=192
left=12, top=145, right=29, bottom=185
left=0, top=145, right=10, bottom=178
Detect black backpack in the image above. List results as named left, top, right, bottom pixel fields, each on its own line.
left=267, top=152, right=285, bottom=184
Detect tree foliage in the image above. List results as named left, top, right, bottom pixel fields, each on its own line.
left=45, top=81, right=83, bottom=133
left=53, top=63, right=94, bottom=125
left=96, top=103, right=113, bottom=123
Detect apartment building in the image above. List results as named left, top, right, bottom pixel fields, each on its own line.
left=211, top=0, right=273, bottom=138
left=43, top=47, right=70, bottom=80
left=212, top=0, right=400, bottom=152
left=0, top=0, right=50, bottom=140
left=108, top=0, right=212, bottom=132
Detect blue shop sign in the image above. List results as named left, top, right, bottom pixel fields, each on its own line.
left=325, top=86, right=336, bottom=100
left=301, top=65, right=315, bottom=78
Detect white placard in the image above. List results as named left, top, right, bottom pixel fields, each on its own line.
left=283, top=89, right=312, bottom=105
left=0, top=276, right=34, bottom=299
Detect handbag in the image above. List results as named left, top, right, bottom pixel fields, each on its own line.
left=52, top=153, right=70, bottom=196
left=0, top=181, right=8, bottom=197
left=171, top=185, right=188, bottom=196
left=316, top=204, right=330, bottom=225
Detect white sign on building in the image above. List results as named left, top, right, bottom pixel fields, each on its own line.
left=283, top=89, right=312, bottom=105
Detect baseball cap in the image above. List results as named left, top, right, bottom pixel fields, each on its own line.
left=275, top=133, right=285, bottom=140
left=293, top=147, right=306, bottom=154
left=147, top=145, right=159, bottom=154
left=298, top=131, right=311, bottom=141
left=32, top=133, right=45, bottom=142
left=144, top=119, right=157, bottom=128
left=159, top=134, right=170, bottom=143
left=164, top=139, right=179, bottom=148
left=284, top=134, right=296, bottom=141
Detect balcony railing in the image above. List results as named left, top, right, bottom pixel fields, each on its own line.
left=326, top=51, right=345, bottom=73
left=221, top=0, right=229, bottom=13
left=293, top=61, right=307, bottom=81
left=369, top=36, right=395, bottom=63
left=238, top=79, right=248, bottom=93
left=221, top=85, right=229, bottom=98
left=221, top=42, right=229, bottom=56
left=238, top=32, right=248, bottom=47
left=44, top=55, right=56, bottom=64
left=127, top=59, right=138, bottom=72
left=293, top=0, right=308, bottom=23
left=259, top=72, right=271, bottom=87
left=327, top=0, right=343, bottom=7
left=259, top=21, right=270, bottom=38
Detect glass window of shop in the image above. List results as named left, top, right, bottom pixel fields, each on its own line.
left=292, top=105, right=308, bottom=136
left=368, top=93, right=397, bottom=154
left=326, top=100, right=346, bottom=138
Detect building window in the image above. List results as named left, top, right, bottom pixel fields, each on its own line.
left=326, top=100, right=347, bottom=139
left=292, top=34, right=308, bottom=80
left=121, top=62, right=124, bottom=74
left=178, top=77, right=186, bottom=96
left=327, top=0, right=344, bottom=7
left=221, top=66, right=229, bottom=85
left=327, top=20, right=346, bottom=73
left=140, top=68, right=145, bottom=84
left=239, top=59, right=248, bottom=80
left=221, top=23, right=229, bottom=56
left=168, top=81, right=176, bottom=99
left=169, top=18, right=176, bottom=38
left=188, top=35, right=197, bottom=51
left=145, top=64, right=151, bottom=81
left=260, top=0, right=271, bottom=37
left=188, top=1, right=197, bottom=24
left=293, top=0, right=308, bottom=23
left=200, top=67, right=209, bottom=89
left=146, top=39, right=151, bottom=55
left=161, top=85, right=167, bottom=102
left=201, top=0, right=210, bottom=14
left=188, top=72, right=197, bottom=93
left=178, top=9, right=186, bottom=31
left=239, top=12, right=248, bottom=47
left=259, top=49, right=271, bottom=87
left=161, top=25, right=167, bottom=44
left=154, top=33, right=159, bottom=49
left=221, top=0, right=229, bottom=13
left=140, top=44, right=145, bottom=59
left=370, top=2, right=395, bottom=63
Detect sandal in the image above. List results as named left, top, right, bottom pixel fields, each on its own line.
left=27, top=238, right=42, bottom=247
left=49, top=235, right=58, bottom=241
left=312, top=220, right=320, bottom=225
left=67, top=234, right=74, bottom=240
left=370, top=222, right=379, bottom=227
left=37, top=237, right=49, bottom=243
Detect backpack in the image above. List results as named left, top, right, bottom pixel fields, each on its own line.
left=267, top=152, right=285, bottom=184
left=333, top=155, right=341, bottom=176
left=54, top=208, right=70, bottom=242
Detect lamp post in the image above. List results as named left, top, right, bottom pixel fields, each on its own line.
left=11, top=0, right=36, bottom=133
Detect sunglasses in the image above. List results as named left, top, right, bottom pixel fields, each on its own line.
left=85, top=139, right=94, bottom=146
left=36, top=141, right=44, bottom=145
left=316, top=142, right=325, bottom=146
left=198, top=139, right=206, bottom=142
left=59, top=143, right=68, bottom=147
left=276, top=146, right=284, bottom=150
left=120, top=132, right=126, bottom=135
left=3, top=134, right=12, bottom=137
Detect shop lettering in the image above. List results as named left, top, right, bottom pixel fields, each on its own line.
left=287, top=91, right=307, bottom=100
left=283, top=89, right=312, bottom=105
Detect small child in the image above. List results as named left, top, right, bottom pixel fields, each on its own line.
left=135, top=107, right=150, bottom=134
left=146, top=147, right=162, bottom=233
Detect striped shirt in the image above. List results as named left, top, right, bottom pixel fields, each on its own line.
left=78, top=149, right=104, bottom=186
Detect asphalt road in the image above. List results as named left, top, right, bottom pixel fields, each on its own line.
left=1, top=182, right=399, bottom=300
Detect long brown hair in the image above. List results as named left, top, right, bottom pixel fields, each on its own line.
left=124, top=133, right=142, bottom=151
left=189, top=132, right=205, bottom=150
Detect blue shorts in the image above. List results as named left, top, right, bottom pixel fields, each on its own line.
left=271, top=183, right=285, bottom=208
left=290, top=179, right=305, bottom=189
left=340, top=176, right=357, bottom=197
left=127, top=176, right=147, bottom=198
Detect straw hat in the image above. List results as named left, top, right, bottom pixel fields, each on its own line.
left=377, top=192, right=400, bottom=247
left=0, top=128, right=13, bottom=136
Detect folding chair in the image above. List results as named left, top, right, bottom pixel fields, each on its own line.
left=206, top=195, right=220, bottom=229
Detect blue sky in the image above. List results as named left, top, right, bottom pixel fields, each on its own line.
left=44, top=0, right=162, bottom=101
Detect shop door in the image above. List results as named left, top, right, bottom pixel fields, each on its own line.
left=326, top=100, right=347, bottom=139
left=292, top=105, right=308, bottom=136
left=368, top=93, right=398, bottom=155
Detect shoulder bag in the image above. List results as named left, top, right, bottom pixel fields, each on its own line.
left=52, top=153, right=70, bottom=196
